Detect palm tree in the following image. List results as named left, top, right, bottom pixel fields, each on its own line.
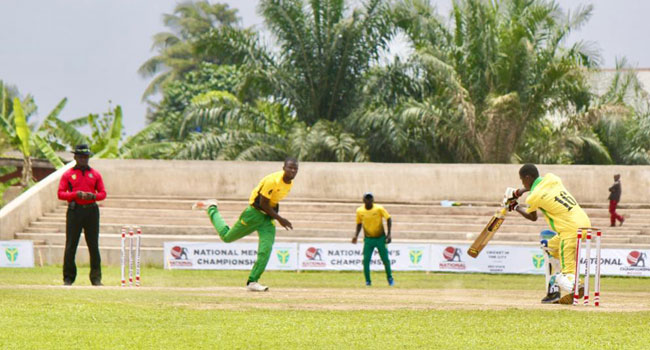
left=389, top=0, right=598, bottom=163
left=258, top=0, right=394, bottom=125
left=580, top=61, right=650, bottom=164
left=515, top=59, right=650, bottom=165
left=138, top=1, right=241, bottom=98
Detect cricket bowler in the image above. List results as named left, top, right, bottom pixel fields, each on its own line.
left=507, top=164, right=590, bottom=304
left=193, top=158, right=299, bottom=292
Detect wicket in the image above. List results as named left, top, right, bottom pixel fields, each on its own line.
left=120, top=226, right=142, bottom=287
left=573, top=228, right=602, bottom=306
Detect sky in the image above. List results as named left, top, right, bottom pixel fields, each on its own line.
left=1, top=0, right=649, bottom=136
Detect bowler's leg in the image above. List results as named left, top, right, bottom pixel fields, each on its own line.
left=248, top=217, right=276, bottom=283
left=208, top=206, right=258, bottom=242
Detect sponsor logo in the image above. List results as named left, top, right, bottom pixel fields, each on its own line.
left=5, top=247, right=18, bottom=263
left=620, top=250, right=650, bottom=274
left=301, top=247, right=326, bottom=268
left=171, top=246, right=188, bottom=260
left=305, top=247, right=323, bottom=261
left=532, top=254, right=545, bottom=269
left=439, top=246, right=466, bottom=270
left=168, top=245, right=192, bottom=267
left=627, top=251, right=647, bottom=267
left=443, top=246, right=462, bottom=262
left=409, top=250, right=423, bottom=264
left=276, top=250, right=290, bottom=265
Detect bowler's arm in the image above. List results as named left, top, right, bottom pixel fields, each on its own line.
left=259, top=196, right=292, bottom=229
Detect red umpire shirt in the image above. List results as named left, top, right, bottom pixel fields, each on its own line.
left=58, top=166, right=107, bottom=204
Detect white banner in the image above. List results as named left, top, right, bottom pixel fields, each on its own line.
left=0, top=241, right=34, bottom=268
left=431, top=244, right=650, bottom=277
left=161, top=241, right=650, bottom=277
left=163, top=242, right=298, bottom=270
left=297, top=243, right=430, bottom=271
left=582, top=248, right=650, bottom=277
left=431, top=244, right=547, bottom=275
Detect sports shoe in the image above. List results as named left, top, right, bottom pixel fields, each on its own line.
left=558, top=285, right=584, bottom=305
left=365, top=281, right=372, bottom=286
left=620, top=217, right=625, bottom=226
left=388, top=277, right=394, bottom=286
left=192, top=199, right=218, bottom=211
left=246, top=282, right=269, bottom=292
left=63, top=280, right=73, bottom=286
left=541, top=291, right=560, bottom=304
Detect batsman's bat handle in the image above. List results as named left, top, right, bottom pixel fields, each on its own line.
left=468, top=248, right=479, bottom=258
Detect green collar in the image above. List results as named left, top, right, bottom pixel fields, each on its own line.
left=529, top=176, right=543, bottom=193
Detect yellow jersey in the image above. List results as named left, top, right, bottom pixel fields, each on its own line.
left=356, top=204, right=391, bottom=238
left=249, top=171, right=293, bottom=210
left=525, top=173, right=591, bottom=236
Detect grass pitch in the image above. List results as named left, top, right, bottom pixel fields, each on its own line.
left=1, top=266, right=649, bottom=349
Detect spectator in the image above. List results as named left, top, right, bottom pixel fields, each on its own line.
left=608, top=174, right=624, bottom=227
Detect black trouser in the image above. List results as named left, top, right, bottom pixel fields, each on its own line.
left=63, top=204, right=101, bottom=284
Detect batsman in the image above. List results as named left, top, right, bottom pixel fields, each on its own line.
left=507, top=164, right=590, bottom=304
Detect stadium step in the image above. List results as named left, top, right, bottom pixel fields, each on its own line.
left=17, top=195, right=650, bottom=266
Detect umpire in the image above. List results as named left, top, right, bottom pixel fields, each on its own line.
left=57, top=144, right=106, bottom=286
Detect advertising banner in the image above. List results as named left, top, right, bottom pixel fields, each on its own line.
left=0, top=241, right=34, bottom=268
left=162, top=241, right=650, bottom=277
left=585, top=248, right=650, bottom=277
left=163, top=242, right=298, bottom=270
left=297, top=243, right=430, bottom=271
left=431, top=244, right=547, bottom=275
left=431, top=244, right=650, bottom=277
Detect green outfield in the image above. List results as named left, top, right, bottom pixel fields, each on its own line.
left=1, top=266, right=649, bottom=349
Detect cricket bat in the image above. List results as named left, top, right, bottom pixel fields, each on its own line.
left=468, top=207, right=507, bottom=258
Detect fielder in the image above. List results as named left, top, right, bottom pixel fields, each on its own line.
left=352, top=192, right=394, bottom=286
left=193, top=158, right=299, bottom=292
left=507, top=164, right=590, bottom=304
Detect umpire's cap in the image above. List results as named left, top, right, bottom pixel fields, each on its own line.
left=72, top=144, right=92, bottom=156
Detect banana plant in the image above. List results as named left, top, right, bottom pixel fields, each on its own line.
left=0, top=95, right=65, bottom=187
left=93, top=105, right=123, bottom=158
left=63, top=104, right=125, bottom=159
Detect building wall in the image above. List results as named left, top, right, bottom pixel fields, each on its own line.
left=2, top=159, right=648, bottom=240
left=93, top=159, right=649, bottom=204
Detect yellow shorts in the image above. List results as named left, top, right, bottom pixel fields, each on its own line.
left=547, top=233, right=577, bottom=275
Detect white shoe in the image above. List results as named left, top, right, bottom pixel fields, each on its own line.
left=246, top=282, right=269, bottom=292
left=192, top=199, right=218, bottom=211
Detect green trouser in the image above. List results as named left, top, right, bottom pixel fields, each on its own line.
left=363, top=235, right=393, bottom=283
left=207, top=205, right=275, bottom=282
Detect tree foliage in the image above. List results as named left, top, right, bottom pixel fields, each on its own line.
left=258, top=0, right=394, bottom=125
left=138, top=1, right=242, bottom=99
left=388, top=0, right=598, bottom=163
